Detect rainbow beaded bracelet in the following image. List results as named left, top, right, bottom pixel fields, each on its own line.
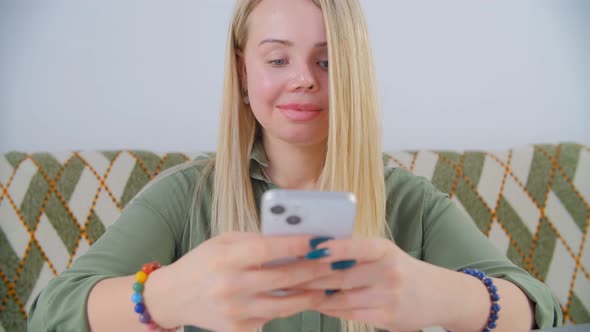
left=131, top=262, right=178, bottom=331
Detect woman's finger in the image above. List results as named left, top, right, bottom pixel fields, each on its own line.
left=247, top=289, right=327, bottom=320
left=294, top=260, right=386, bottom=290
left=227, top=234, right=316, bottom=268
left=241, top=259, right=334, bottom=293
left=307, top=237, right=396, bottom=264
left=317, top=286, right=393, bottom=311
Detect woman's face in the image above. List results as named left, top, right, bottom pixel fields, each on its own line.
left=241, top=0, right=329, bottom=146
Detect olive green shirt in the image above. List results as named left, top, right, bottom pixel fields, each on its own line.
left=27, top=142, right=562, bottom=331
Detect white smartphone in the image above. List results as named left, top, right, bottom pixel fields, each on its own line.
left=260, top=189, right=357, bottom=295
left=260, top=189, right=356, bottom=262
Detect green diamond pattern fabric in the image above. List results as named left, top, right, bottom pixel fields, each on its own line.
left=1, top=144, right=589, bottom=331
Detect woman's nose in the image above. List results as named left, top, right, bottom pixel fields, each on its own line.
left=288, top=64, right=319, bottom=92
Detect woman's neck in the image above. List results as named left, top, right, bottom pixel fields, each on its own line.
left=261, top=135, right=326, bottom=190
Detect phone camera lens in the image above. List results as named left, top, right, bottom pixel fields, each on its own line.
left=270, top=205, right=285, bottom=214
left=286, top=215, right=301, bottom=225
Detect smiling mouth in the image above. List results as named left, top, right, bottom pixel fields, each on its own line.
left=277, top=106, right=323, bottom=121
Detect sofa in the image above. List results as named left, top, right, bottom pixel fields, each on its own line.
left=1, top=143, right=588, bottom=331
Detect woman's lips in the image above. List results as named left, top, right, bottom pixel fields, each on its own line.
left=276, top=103, right=323, bottom=121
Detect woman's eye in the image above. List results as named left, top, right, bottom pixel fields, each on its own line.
left=318, top=60, right=329, bottom=69
left=268, top=59, right=287, bottom=66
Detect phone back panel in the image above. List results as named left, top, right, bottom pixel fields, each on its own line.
left=260, top=189, right=357, bottom=238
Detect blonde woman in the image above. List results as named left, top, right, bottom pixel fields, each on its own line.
left=28, top=0, right=562, bottom=331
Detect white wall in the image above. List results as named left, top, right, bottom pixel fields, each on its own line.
left=1, top=0, right=589, bottom=153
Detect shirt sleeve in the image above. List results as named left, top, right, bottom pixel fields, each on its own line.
left=27, top=167, right=196, bottom=331
left=420, top=175, right=563, bottom=328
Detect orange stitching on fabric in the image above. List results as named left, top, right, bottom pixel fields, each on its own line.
left=387, top=155, right=408, bottom=169
left=66, top=233, right=85, bottom=268
left=9, top=287, right=27, bottom=319
left=527, top=146, right=559, bottom=273
left=565, top=202, right=590, bottom=322
left=447, top=153, right=465, bottom=199
left=409, top=152, right=418, bottom=172
left=486, top=152, right=583, bottom=265
left=0, top=156, right=29, bottom=202
left=97, top=151, right=123, bottom=211
left=436, top=154, right=494, bottom=215
left=154, top=154, right=169, bottom=176
left=77, top=151, right=122, bottom=250
left=494, top=218, right=543, bottom=279
left=437, top=152, right=549, bottom=279
left=71, top=152, right=122, bottom=211
left=554, top=159, right=589, bottom=208
left=488, top=151, right=513, bottom=237
left=6, top=154, right=76, bottom=318
left=126, top=151, right=156, bottom=179
left=0, top=269, right=12, bottom=315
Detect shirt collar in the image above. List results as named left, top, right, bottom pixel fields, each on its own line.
left=249, top=136, right=270, bottom=182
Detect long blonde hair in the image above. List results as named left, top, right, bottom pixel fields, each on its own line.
left=210, top=1, right=388, bottom=331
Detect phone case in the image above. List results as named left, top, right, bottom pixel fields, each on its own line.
left=260, top=189, right=357, bottom=296
left=260, top=189, right=357, bottom=238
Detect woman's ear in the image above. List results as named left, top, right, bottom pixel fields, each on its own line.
left=236, top=49, right=247, bottom=91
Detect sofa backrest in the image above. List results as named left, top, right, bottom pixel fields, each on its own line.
left=1, top=143, right=588, bottom=331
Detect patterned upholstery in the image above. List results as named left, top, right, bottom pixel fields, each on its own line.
left=1, top=144, right=589, bottom=331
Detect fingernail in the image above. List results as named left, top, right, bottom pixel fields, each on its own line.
left=305, top=248, right=331, bottom=260
left=325, top=289, right=340, bottom=296
left=331, top=259, right=356, bottom=270
left=309, top=236, right=333, bottom=249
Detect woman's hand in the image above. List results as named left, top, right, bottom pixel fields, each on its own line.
left=295, top=237, right=443, bottom=332
left=144, top=232, right=335, bottom=332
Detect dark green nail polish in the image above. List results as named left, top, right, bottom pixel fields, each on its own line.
left=310, top=236, right=333, bottom=249
left=305, top=248, right=330, bottom=260
left=325, top=289, right=340, bottom=296
left=331, top=259, right=356, bottom=270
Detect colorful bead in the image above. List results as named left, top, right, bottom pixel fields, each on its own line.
left=131, top=293, right=143, bottom=303
left=133, top=282, right=144, bottom=292
left=140, top=311, right=151, bottom=324
left=136, top=271, right=147, bottom=283
left=131, top=261, right=178, bottom=331
left=135, top=303, right=145, bottom=314
left=492, top=303, right=501, bottom=313
left=142, top=263, right=154, bottom=274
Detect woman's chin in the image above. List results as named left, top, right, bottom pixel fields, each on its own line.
left=273, top=130, right=327, bottom=147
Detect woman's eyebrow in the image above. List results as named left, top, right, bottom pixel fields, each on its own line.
left=258, top=39, right=327, bottom=48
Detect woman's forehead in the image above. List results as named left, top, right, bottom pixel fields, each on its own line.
left=246, top=0, right=326, bottom=48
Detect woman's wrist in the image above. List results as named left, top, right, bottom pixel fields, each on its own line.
left=142, top=264, right=184, bottom=329
left=414, top=260, right=491, bottom=331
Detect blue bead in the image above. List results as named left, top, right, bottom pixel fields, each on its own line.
left=476, top=271, right=485, bottom=279
left=491, top=293, right=500, bottom=301
left=488, top=285, right=497, bottom=293
left=492, top=303, right=501, bottom=312
left=487, top=320, right=497, bottom=329
left=483, top=278, right=493, bottom=286
left=490, top=313, right=499, bottom=321
left=484, top=329, right=491, bottom=332
left=131, top=292, right=143, bottom=303
left=134, top=303, right=145, bottom=314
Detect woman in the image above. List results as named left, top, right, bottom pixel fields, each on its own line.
left=27, top=0, right=562, bottom=331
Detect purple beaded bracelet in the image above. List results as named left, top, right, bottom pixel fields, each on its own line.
left=463, top=268, right=501, bottom=331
